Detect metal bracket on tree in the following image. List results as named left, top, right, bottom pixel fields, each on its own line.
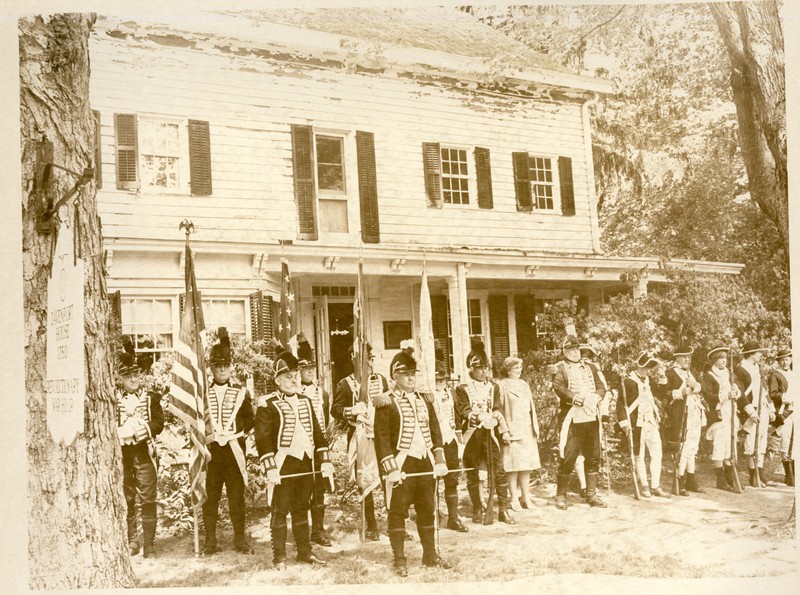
left=35, top=137, right=95, bottom=234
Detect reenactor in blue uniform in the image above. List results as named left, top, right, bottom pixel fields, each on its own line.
left=115, top=338, right=164, bottom=558
left=374, top=350, right=452, bottom=577
left=202, top=328, right=255, bottom=555
left=330, top=344, right=388, bottom=541
left=256, top=349, right=332, bottom=569
left=297, top=335, right=333, bottom=546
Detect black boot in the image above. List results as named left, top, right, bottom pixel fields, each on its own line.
left=586, top=473, right=608, bottom=508
left=554, top=474, right=570, bottom=511
left=676, top=475, right=688, bottom=496
left=723, top=464, right=737, bottom=490
left=127, top=512, right=140, bottom=556
left=445, top=494, right=468, bottom=532
left=467, top=482, right=483, bottom=523
left=758, top=467, right=768, bottom=486
left=686, top=473, right=703, bottom=493
left=203, top=515, right=218, bottom=556
left=498, top=508, right=517, bottom=524
left=141, top=503, right=157, bottom=558
left=785, top=461, right=795, bottom=487
left=310, top=505, right=332, bottom=546
left=271, top=516, right=288, bottom=565
left=716, top=467, right=729, bottom=490
left=389, top=529, right=407, bottom=577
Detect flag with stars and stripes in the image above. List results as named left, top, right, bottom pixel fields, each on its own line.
left=168, top=241, right=212, bottom=512
left=278, top=257, right=297, bottom=353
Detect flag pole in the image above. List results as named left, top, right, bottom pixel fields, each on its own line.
left=180, top=219, right=202, bottom=558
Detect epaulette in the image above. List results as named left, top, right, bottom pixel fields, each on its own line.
left=373, top=393, right=392, bottom=408
left=257, top=393, right=277, bottom=408
left=421, top=391, right=435, bottom=404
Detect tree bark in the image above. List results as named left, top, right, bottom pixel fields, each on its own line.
left=20, top=14, right=135, bottom=588
left=709, top=1, right=787, bottom=254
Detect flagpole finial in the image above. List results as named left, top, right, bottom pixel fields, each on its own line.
left=179, top=219, right=195, bottom=239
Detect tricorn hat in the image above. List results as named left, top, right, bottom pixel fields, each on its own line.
left=706, top=346, right=729, bottom=363
left=635, top=351, right=659, bottom=369
left=673, top=344, right=694, bottom=358
left=579, top=343, right=597, bottom=358
left=272, top=349, right=299, bottom=378
left=562, top=335, right=581, bottom=351
left=741, top=340, right=765, bottom=355
left=390, top=350, right=417, bottom=376
left=297, top=333, right=315, bottom=368
left=776, top=347, right=792, bottom=360
left=209, top=327, right=232, bottom=366
left=117, top=336, right=141, bottom=377
left=466, top=337, right=489, bottom=369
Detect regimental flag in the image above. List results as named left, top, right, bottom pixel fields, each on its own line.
left=168, top=242, right=212, bottom=510
left=418, top=268, right=436, bottom=394
left=349, top=260, right=380, bottom=500
left=278, top=257, right=297, bottom=353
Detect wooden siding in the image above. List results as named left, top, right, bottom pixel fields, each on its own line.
left=90, top=31, right=596, bottom=252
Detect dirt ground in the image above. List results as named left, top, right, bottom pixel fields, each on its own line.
left=132, top=465, right=797, bottom=589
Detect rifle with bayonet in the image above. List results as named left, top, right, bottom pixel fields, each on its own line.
left=617, top=349, right=641, bottom=500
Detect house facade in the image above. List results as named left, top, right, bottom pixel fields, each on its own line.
left=90, top=9, right=742, bottom=393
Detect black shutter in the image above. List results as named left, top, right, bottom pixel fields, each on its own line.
left=261, top=294, right=275, bottom=343
left=474, top=147, right=494, bottom=209
left=488, top=295, right=510, bottom=367
left=356, top=130, right=380, bottom=244
left=559, top=156, right=575, bottom=216
left=291, top=125, right=318, bottom=240
left=178, top=293, right=186, bottom=317
left=422, top=142, right=442, bottom=208
left=430, top=295, right=451, bottom=375
left=576, top=294, right=590, bottom=317
left=249, top=291, right=263, bottom=340
left=92, top=110, right=102, bottom=189
left=188, top=119, right=212, bottom=196
left=514, top=294, right=536, bottom=356
left=114, top=113, right=138, bottom=190
left=512, top=152, right=532, bottom=212
left=108, top=290, right=122, bottom=335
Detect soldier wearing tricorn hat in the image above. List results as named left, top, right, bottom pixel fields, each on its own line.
left=702, top=345, right=741, bottom=491
left=617, top=351, right=669, bottom=498
left=255, top=346, right=332, bottom=569
left=551, top=335, right=608, bottom=509
left=330, top=341, right=389, bottom=541
left=374, top=349, right=452, bottom=577
left=202, top=328, right=255, bottom=555
left=663, top=344, right=707, bottom=495
left=573, top=343, right=610, bottom=500
left=734, top=340, right=775, bottom=487
left=454, top=338, right=515, bottom=525
left=297, top=334, right=333, bottom=545
left=115, top=337, right=163, bottom=558
left=768, top=347, right=794, bottom=486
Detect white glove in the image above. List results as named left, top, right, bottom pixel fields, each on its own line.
left=266, top=469, right=281, bottom=485
left=321, top=462, right=334, bottom=480
left=478, top=411, right=496, bottom=429
left=121, top=395, right=139, bottom=417
left=350, top=402, right=368, bottom=417
left=434, top=463, right=448, bottom=478
left=501, top=431, right=512, bottom=444
left=386, top=469, right=402, bottom=485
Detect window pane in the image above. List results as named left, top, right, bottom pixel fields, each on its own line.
left=316, top=136, right=343, bottom=165
left=316, top=135, right=345, bottom=193
left=318, top=164, right=344, bottom=192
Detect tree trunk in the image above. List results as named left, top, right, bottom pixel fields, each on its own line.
left=709, top=1, right=787, bottom=254
left=20, top=14, right=135, bottom=588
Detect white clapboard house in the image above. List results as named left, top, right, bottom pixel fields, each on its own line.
left=90, top=8, right=742, bottom=392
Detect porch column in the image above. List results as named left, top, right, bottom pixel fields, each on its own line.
left=448, top=262, right=470, bottom=383
left=633, top=277, right=649, bottom=299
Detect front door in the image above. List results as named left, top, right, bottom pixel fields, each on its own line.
left=314, top=296, right=332, bottom=396
left=328, top=301, right=355, bottom=390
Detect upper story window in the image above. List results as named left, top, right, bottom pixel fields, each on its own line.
left=112, top=113, right=212, bottom=196
left=528, top=155, right=555, bottom=210
left=202, top=298, right=247, bottom=339
left=441, top=147, right=470, bottom=205
left=316, top=135, right=346, bottom=194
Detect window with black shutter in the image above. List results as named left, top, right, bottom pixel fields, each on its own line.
left=474, top=147, right=493, bottom=209
left=291, top=124, right=319, bottom=240
left=422, top=142, right=443, bottom=208
left=188, top=119, right=212, bottom=196
left=430, top=295, right=452, bottom=374
left=356, top=130, right=380, bottom=243
left=114, top=113, right=138, bottom=190
left=488, top=295, right=510, bottom=367
left=559, top=156, right=575, bottom=216
left=512, top=152, right=532, bottom=212
left=514, top=294, right=536, bottom=356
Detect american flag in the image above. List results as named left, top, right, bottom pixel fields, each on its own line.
left=418, top=268, right=436, bottom=394
left=168, top=242, right=211, bottom=510
left=278, top=257, right=297, bottom=353
left=349, top=261, right=380, bottom=502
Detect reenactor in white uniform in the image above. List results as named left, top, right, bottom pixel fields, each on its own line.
left=663, top=345, right=707, bottom=495
left=618, top=352, right=669, bottom=498
left=734, top=340, right=775, bottom=487
left=768, top=348, right=794, bottom=486
left=702, top=346, right=741, bottom=491
left=297, top=336, right=333, bottom=546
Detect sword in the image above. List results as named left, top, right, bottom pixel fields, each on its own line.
left=385, top=468, right=475, bottom=510
left=267, top=470, right=334, bottom=507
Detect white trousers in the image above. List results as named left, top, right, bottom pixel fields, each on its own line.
left=743, top=409, right=770, bottom=467
left=635, top=422, right=662, bottom=489
left=777, top=412, right=794, bottom=459
left=678, top=416, right=702, bottom=474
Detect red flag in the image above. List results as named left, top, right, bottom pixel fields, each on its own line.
left=278, top=258, right=297, bottom=352
left=168, top=242, right=211, bottom=510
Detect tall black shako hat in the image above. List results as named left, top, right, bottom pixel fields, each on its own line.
left=117, top=335, right=141, bottom=377
left=390, top=350, right=417, bottom=376
left=272, top=348, right=299, bottom=378
left=562, top=335, right=581, bottom=351
left=297, top=332, right=315, bottom=368
left=466, top=337, right=488, bottom=369
left=208, top=327, right=233, bottom=366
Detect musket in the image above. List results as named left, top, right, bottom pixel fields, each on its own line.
left=267, top=469, right=334, bottom=507
left=670, top=371, right=690, bottom=496
left=752, top=368, right=764, bottom=488
left=618, top=350, right=641, bottom=500
left=728, top=347, right=743, bottom=494
left=434, top=478, right=441, bottom=554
